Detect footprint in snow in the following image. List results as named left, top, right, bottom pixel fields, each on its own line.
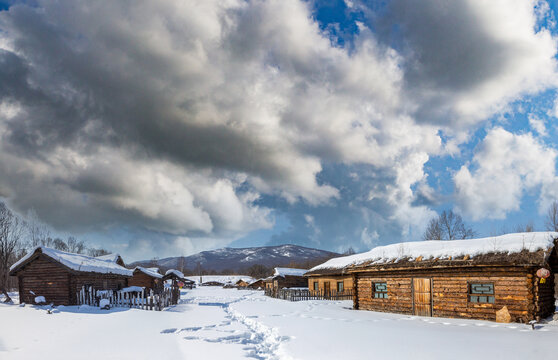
left=181, top=326, right=202, bottom=332
left=160, top=328, right=178, bottom=334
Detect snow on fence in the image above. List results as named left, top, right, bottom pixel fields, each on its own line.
left=76, top=286, right=177, bottom=311
left=265, top=288, right=354, bottom=301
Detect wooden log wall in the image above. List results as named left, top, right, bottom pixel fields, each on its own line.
left=354, top=266, right=540, bottom=323
left=533, top=272, right=555, bottom=320
left=128, top=272, right=157, bottom=289
left=307, top=275, right=354, bottom=294
left=276, top=276, right=307, bottom=289
left=17, top=255, right=71, bottom=305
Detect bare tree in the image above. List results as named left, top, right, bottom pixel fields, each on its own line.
left=0, top=202, right=26, bottom=302
left=545, top=200, right=558, bottom=232
left=514, top=221, right=535, bottom=233
left=423, top=217, right=443, bottom=241
left=177, top=256, right=186, bottom=273
left=52, top=237, right=68, bottom=251
left=423, top=210, right=475, bottom=241
left=26, top=209, right=50, bottom=248
left=67, top=236, right=86, bottom=254
left=88, top=248, right=111, bottom=257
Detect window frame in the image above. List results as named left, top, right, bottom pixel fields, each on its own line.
left=468, top=282, right=495, bottom=304
left=372, top=281, right=388, bottom=299
left=313, top=281, right=318, bottom=291
left=337, top=281, right=344, bottom=292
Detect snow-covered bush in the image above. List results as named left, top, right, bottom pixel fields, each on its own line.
left=99, top=299, right=110, bottom=310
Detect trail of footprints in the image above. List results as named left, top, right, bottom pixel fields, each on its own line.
left=162, top=295, right=288, bottom=360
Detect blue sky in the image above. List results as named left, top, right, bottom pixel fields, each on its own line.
left=0, top=0, right=557, bottom=261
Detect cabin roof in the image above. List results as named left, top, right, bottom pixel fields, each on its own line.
left=134, top=266, right=163, bottom=279
left=164, top=269, right=185, bottom=279
left=95, top=253, right=122, bottom=262
left=95, top=253, right=125, bottom=267
left=10, top=247, right=133, bottom=276
left=273, top=267, right=307, bottom=277
left=307, top=232, right=558, bottom=274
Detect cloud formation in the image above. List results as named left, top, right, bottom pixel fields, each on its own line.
left=0, top=0, right=556, bottom=258
left=454, top=128, right=557, bottom=220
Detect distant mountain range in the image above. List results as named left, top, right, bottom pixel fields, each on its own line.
left=129, top=244, right=339, bottom=273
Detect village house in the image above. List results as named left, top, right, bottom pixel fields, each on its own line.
left=264, top=267, right=308, bottom=296
left=304, top=267, right=353, bottom=297
left=129, top=267, right=164, bottom=293
left=247, top=279, right=265, bottom=290
left=311, top=232, right=558, bottom=323
left=9, top=247, right=132, bottom=305
left=235, top=279, right=250, bottom=288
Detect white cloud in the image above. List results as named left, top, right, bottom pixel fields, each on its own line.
left=454, top=127, right=557, bottom=220
left=0, top=0, right=556, bottom=257
left=528, top=114, right=547, bottom=136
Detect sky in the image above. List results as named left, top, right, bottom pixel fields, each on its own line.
left=0, top=0, right=558, bottom=261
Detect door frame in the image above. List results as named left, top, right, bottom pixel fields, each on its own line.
left=411, top=277, right=433, bottom=317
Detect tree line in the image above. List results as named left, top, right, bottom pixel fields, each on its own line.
left=0, top=201, right=110, bottom=302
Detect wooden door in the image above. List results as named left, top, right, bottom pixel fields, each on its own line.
left=324, top=281, right=330, bottom=297
left=413, top=278, right=432, bottom=317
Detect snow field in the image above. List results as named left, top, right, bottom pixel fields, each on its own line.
left=1, top=287, right=558, bottom=359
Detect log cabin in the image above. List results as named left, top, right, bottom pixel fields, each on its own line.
left=264, top=267, right=308, bottom=296
left=311, top=232, right=558, bottom=323
left=247, top=279, right=265, bottom=289
left=304, top=267, right=353, bottom=297
left=9, top=247, right=132, bottom=305
left=236, top=279, right=250, bottom=287
left=129, top=267, right=163, bottom=293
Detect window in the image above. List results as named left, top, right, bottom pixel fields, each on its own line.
left=313, top=282, right=318, bottom=291
left=469, top=283, right=494, bottom=304
left=373, top=282, right=388, bottom=299
left=337, top=281, right=344, bottom=292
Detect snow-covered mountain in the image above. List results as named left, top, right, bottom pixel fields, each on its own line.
left=130, top=244, right=339, bottom=272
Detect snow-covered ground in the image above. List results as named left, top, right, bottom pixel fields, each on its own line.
left=185, top=275, right=255, bottom=285
left=1, top=287, right=557, bottom=359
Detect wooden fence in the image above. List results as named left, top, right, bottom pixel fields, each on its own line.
left=76, top=286, right=179, bottom=311
left=265, top=288, right=354, bottom=301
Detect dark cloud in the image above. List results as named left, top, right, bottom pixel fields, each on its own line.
left=0, top=0, right=555, bottom=259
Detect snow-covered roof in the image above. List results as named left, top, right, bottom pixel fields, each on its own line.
left=95, top=253, right=123, bottom=264
left=308, top=232, right=558, bottom=273
left=165, top=269, right=185, bottom=279
left=134, top=266, right=163, bottom=279
left=10, top=247, right=133, bottom=276
left=273, top=267, right=308, bottom=277
left=121, top=286, right=144, bottom=293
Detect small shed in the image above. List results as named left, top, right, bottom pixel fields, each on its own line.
left=319, top=232, right=558, bottom=323
left=129, top=267, right=163, bottom=293
left=163, top=269, right=185, bottom=282
left=9, top=247, right=132, bottom=305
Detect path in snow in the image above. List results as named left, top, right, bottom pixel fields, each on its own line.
left=162, top=290, right=289, bottom=360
